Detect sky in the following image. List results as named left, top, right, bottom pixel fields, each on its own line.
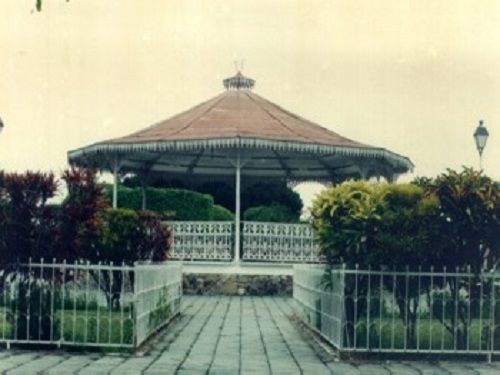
left=1, top=0, right=499, bottom=208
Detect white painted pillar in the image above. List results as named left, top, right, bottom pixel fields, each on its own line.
left=112, top=159, right=119, bottom=209
left=141, top=184, right=147, bottom=210
left=234, top=153, right=241, bottom=263
left=140, top=174, right=147, bottom=210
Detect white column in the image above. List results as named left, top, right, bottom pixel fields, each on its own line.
left=112, top=159, right=119, bottom=209
left=140, top=173, right=147, bottom=210
left=141, top=184, right=147, bottom=210
left=234, top=154, right=241, bottom=263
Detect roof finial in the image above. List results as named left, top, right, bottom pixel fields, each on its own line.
left=233, top=59, right=245, bottom=73
left=223, top=61, right=255, bottom=91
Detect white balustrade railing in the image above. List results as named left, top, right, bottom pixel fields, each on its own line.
left=168, top=221, right=233, bottom=261
left=0, top=259, right=182, bottom=350
left=294, top=264, right=500, bottom=359
left=166, top=220, right=321, bottom=263
left=242, top=221, right=320, bottom=262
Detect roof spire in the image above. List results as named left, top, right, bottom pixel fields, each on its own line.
left=223, top=61, right=255, bottom=90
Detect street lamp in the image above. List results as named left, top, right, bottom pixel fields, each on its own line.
left=473, top=120, right=489, bottom=170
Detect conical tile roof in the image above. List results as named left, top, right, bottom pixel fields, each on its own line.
left=68, top=72, right=413, bottom=181
left=110, top=90, right=369, bottom=149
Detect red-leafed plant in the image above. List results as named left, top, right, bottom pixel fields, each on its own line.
left=56, top=167, right=108, bottom=261
left=0, top=170, right=58, bottom=267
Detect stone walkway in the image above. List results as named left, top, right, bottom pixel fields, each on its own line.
left=0, top=296, right=499, bottom=374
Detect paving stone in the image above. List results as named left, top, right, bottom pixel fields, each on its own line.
left=0, top=352, right=13, bottom=360
left=77, top=356, right=126, bottom=375
left=0, top=353, right=40, bottom=373
left=176, top=370, right=208, bottom=375
left=7, top=354, right=66, bottom=375
left=439, top=362, right=481, bottom=374
left=471, top=363, right=500, bottom=375
left=1, top=297, right=499, bottom=374
left=45, top=356, right=97, bottom=375
left=405, top=362, right=452, bottom=374
left=326, top=361, right=362, bottom=375
left=357, top=363, right=391, bottom=375
left=383, top=362, right=420, bottom=375
left=109, top=356, right=158, bottom=374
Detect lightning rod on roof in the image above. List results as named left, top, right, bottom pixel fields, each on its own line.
left=233, top=59, right=245, bottom=73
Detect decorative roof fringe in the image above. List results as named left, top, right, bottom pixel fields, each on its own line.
left=68, top=137, right=414, bottom=171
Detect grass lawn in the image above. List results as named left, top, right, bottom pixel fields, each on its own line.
left=58, top=308, right=134, bottom=345
left=350, top=317, right=495, bottom=351
left=0, top=307, right=13, bottom=339
left=0, top=307, right=133, bottom=346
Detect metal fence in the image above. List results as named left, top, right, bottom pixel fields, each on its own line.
left=168, top=221, right=233, bottom=261
left=242, top=221, right=320, bottom=263
left=0, top=259, right=182, bottom=350
left=134, top=262, right=182, bottom=346
left=294, top=264, right=500, bottom=358
left=167, top=220, right=321, bottom=263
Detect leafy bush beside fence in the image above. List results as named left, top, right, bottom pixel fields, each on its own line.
left=311, top=167, right=500, bottom=273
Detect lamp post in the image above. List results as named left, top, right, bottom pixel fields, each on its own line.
left=473, top=120, right=489, bottom=171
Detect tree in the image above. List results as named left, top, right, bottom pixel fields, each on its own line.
left=415, top=168, right=500, bottom=349
left=0, top=170, right=59, bottom=340
left=0, top=171, right=58, bottom=266
left=96, top=208, right=172, bottom=307
left=418, top=168, right=500, bottom=274
left=311, top=180, right=440, bottom=347
left=374, top=183, right=439, bottom=347
left=57, top=167, right=108, bottom=261
left=98, top=209, right=171, bottom=265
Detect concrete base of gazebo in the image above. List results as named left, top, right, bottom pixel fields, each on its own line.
left=181, top=260, right=295, bottom=276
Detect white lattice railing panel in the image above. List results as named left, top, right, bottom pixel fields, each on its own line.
left=242, top=221, right=320, bottom=262
left=134, top=262, right=182, bottom=347
left=168, top=221, right=233, bottom=261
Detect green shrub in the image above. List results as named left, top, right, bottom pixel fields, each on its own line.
left=105, top=186, right=213, bottom=220
left=96, top=208, right=171, bottom=308
left=98, top=208, right=171, bottom=264
left=209, top=205, right=234, bottom=221
left=242, top=182, right=303, bottom=217
left=244, top=204, right=299, bottom=223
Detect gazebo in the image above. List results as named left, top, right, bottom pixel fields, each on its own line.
left=68, top=72, right=413, bottom=264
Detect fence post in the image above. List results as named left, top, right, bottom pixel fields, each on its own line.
left=59, top=259, right=67, bottom=348
left=489, top=273, right=495, bottom=363
left=133, top=261, right=139, bottom=348
left=338, top=263, right=345, bottom=351
left=27, top=257, right=32, bottom=341
left=38, top=258, right=44, bottom=342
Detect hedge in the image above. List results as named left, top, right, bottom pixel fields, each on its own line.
left=209, top=204, right=234, bottom=221
left=243, top=204, right=299, bottom=223
left=105, top=186, right=214, bottom=221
